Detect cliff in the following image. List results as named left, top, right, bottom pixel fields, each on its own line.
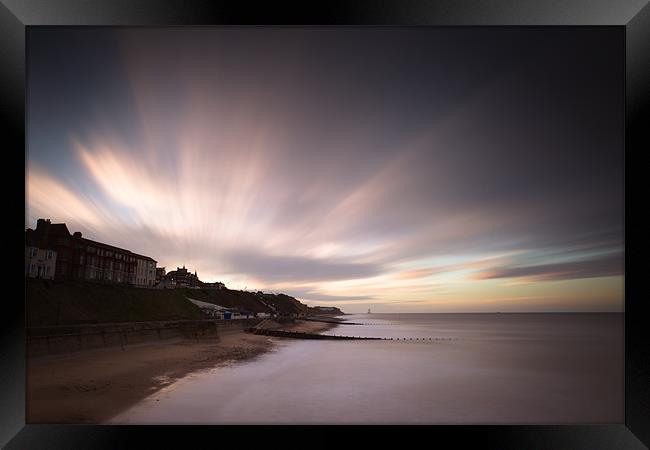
left=181, top=288, right=308, bottom=316
left=306, top=306, right=345, bottom=316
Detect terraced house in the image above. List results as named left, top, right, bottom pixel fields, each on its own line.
left=25, top=218, right=157, bottom=286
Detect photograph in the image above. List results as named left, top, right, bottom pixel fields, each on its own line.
left=24, top=26, right=624, bottom=426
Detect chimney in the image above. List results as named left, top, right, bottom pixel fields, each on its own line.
left=73, top=232, right=82, bottom=238
left=36, top=218, right=51, bottom=229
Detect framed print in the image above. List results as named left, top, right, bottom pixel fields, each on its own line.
left=1, top=0, right=649, bottom=448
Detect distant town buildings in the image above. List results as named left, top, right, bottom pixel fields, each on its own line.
left=161, top=265, right=202, bottom=289
left=25, top=218, right=157, bottom=286
left=156, top=266, right=226, bottom=290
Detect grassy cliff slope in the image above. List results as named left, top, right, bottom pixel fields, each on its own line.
left=183, top=289, right=308, bottom=316
left=26, top=280, right=205, bottom=326
left=26, top=280, right=312, bottom=326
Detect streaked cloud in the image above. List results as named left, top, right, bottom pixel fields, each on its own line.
left=26, top=28, right=624, bottom=312
left=473, top=253, right=623, bottom=282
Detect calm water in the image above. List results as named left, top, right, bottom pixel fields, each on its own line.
left=110, top=313, right=623, bottom=424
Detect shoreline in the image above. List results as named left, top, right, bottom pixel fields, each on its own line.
left=26, top=320, right=338, bottom=424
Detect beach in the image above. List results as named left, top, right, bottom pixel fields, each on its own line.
left=112, top=313, right=624, bottom=425
left=26, top=320, right=335, bottom=423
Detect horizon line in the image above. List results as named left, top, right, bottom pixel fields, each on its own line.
left=339, top=311, right=624, bottom=314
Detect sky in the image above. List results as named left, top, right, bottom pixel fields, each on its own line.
left=26, top=28, right=624, bottom=313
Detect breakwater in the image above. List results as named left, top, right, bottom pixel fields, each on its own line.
left=246, top=326, right=454, bottom=341
left=246, top=327, right=382, bottom=340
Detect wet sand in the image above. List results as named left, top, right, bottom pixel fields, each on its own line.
left=111, top=313, right=624, bottom=424
left=26, top=320, right=335, bottom=423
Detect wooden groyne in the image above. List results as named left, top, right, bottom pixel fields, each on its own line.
left=246, top=327, right=456, bottom=342
left=246, top=327, right=381, bottom=340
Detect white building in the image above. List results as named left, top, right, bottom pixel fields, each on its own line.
left=134, top=255, right=157, bottom=287
left=25, top=246, right=57, bottom=280
left=187, top=297, right=227, bottom=318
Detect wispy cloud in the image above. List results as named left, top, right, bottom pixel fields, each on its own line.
left=26, top=28, right=624, bottom=312
left=474, top=253, right=623, bottom=282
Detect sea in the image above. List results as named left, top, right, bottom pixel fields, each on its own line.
left=109, top=313, right=623, bottom=424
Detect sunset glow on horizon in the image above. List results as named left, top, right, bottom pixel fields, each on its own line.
left=26, top=28, right=624, bottom=313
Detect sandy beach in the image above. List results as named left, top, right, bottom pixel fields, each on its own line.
left=26, top=320, right=336, bottom=423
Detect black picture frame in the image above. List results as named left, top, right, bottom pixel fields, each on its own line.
left=2, top=1, right=648, bottom=448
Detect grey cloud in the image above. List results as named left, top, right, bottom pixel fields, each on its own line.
left=284, top=289, right=374, bottom=303
left=220, top=248, right=385, bottom=284
left=476, top=254, right=623, bottom=282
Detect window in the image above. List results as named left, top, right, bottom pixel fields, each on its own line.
left=29, top=247, right=37, bottom=257
left=87, top=246, right=95, bottom=253
left=46, top=250, right=53, bottom=259
left=30, top=264, right=35, bottom=274
left=79, top=255, right=84, bottom=264
left=46, top=266, right=50, bottom=275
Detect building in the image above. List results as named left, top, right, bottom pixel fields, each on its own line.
left=187, top=298, right=227, bottom=318
left=77, top=236, right=138, bottom=284
left=161, top=265, right=203, bottom=289
left=25, top=218, right=157, bottom=285
left=225, top=309, right=253, bottom=320
left=25, top=246, right=57, bottom=279
left=155, top=267, right=166, bottom=284
left=154, top=265, right=227, bottom=290
left=26, top=219, right=75, bottom=281
left=134, top=254, right=157, bottom=287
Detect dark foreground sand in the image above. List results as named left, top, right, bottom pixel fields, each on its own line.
left=26, top=320, right=336, bottom=423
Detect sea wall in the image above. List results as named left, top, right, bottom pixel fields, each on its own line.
left=27, top=318, right=263, bottom=357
